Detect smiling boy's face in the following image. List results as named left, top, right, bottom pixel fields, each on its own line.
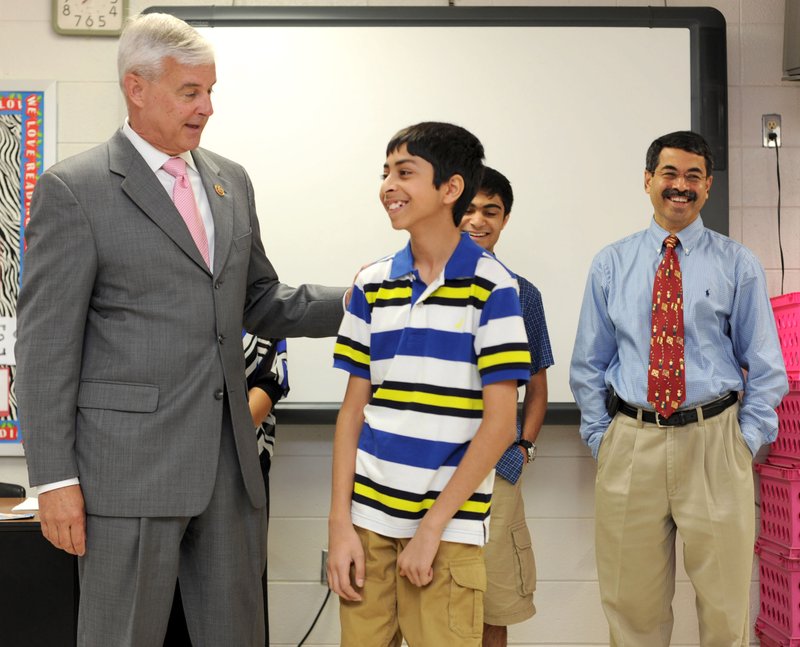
left=379, top=144, right=454, bottom=233
left=459, top=191, right=509, bottom=253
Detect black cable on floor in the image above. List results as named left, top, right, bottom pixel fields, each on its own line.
left=297, top=587, right=331, bottom=647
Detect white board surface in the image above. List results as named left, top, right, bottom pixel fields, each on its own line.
left=198, top=24, right=691, bottom=404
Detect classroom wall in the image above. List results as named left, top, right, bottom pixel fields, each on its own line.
left=0, top=1, right=798, bottom=645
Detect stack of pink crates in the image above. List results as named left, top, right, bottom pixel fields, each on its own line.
left=755, top=292, right=800, bottom=646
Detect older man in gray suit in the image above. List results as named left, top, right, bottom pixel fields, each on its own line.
left=15, top=13, right=345, bottom=647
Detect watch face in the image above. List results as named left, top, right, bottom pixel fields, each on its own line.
left=54, top=0, right=125, bottom=35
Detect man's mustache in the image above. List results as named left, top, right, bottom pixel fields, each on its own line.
left=662, top=188, right=697, bottom=202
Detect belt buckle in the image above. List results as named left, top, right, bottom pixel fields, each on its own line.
left=654, top=412, right=674, bottom=428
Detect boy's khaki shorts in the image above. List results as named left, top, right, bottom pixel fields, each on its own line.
left=340, top=526, right=486, bottom=647
left=483, top=475, right=536, bottom=626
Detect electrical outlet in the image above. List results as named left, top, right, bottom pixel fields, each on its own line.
left=762, top=113, right=782, bottom=147
left=320, top=549, right=328, bottom=585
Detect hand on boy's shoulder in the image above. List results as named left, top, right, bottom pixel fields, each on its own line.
left=349, top=261, right=381, bottom=289
left=350, top=262, right=372, bottom=290
left=346, top=259, right=390, bottom=309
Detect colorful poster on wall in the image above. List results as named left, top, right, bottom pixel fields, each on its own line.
left=0, top=81, right=56, bottom=456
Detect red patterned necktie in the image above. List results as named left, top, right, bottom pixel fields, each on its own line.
left=162, top=157, right=210, bottom=268
left=647, top=234, right=685, bottom=419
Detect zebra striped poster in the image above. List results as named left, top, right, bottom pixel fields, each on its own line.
left=0, top=83, right=55, bottom=455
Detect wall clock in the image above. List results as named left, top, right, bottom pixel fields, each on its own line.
left=52, top=0, right=127, bottom=37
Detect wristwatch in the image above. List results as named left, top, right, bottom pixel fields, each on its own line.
left=517, top=439, right=536, bottom=463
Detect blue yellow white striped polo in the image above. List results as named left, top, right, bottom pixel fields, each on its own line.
left=333, top=233, right=531, bottom=546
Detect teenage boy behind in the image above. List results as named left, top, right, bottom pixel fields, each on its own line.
left=460, top=167, right=553, bottom=647
left=328, top=122, right=532, bottom=646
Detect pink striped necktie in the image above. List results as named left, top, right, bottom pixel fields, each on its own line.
left=162, top=157, right=210, bottom=268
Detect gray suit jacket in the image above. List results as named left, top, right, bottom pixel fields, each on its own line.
left=16, top=130, right=344, bottom=516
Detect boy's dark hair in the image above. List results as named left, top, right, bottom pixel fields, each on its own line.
left=386, top=121, right=485, bottom=226
left=645, top=130, right=714, bottom=176
left=479, top=166, right=514, bottom=215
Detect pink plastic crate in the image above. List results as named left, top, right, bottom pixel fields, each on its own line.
left=768, top=383, right=800, bottom=468
left=756, top=615, right=800, bottom=647
left=772, top=292, right=800, bottom=381
left=756, top=463, right=800, bottom=557
left=755, top=542, right=800, bottom=643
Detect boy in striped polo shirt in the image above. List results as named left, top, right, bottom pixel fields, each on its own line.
left=327, top=122, right=532, bottom=646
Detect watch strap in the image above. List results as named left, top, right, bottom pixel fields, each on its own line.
left=516, top=439, right=536, bottom=463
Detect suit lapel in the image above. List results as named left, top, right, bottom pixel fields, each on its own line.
left=109, top=131, right=211, bottom=274
left=192, top=149, right=233, bottom=279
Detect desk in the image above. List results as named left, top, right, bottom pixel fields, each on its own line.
left=0, top=498, right=78, bottom=647
left=0, top=499, right=191, bottom=646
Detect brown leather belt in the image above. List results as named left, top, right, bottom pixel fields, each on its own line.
left=618, top=392, right=738, bottom=427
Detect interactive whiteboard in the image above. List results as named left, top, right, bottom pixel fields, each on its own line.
left=152, top=6, right=728, bottom=421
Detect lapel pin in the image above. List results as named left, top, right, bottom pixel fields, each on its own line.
left=214, top=184, right=225, bottom=196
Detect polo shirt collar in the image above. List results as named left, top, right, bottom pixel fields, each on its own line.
left=389, top=232, right=484, bottom=280
left=389, top=241, right=415, bottom=279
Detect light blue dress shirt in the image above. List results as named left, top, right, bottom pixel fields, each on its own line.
left=570, top=216, right=789, bottom=459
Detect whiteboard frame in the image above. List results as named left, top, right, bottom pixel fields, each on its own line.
left=147, top=5, right=728, bottom=425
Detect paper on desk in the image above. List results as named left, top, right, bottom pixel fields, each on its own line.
left=12, top=497, right=39, bottom=511
left=0, top=512, right=35, bottom=520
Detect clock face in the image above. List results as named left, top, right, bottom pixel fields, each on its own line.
left=53, top=0, right=126, bottom=36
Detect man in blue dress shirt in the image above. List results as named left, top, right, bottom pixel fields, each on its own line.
left=570, top=130, right=788, bottom=646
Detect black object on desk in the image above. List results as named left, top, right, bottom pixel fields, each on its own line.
left=0, top=511, right=79, bottom=647
left=0, top=502, right=193, bottom=647
left=0, top=483, right=26, bottom=498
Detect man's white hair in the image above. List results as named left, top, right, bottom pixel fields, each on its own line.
left=117, top=12, right=214, bottom=88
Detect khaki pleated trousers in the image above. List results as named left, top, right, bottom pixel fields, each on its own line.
left=594, top=404, right=754, bottom=647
